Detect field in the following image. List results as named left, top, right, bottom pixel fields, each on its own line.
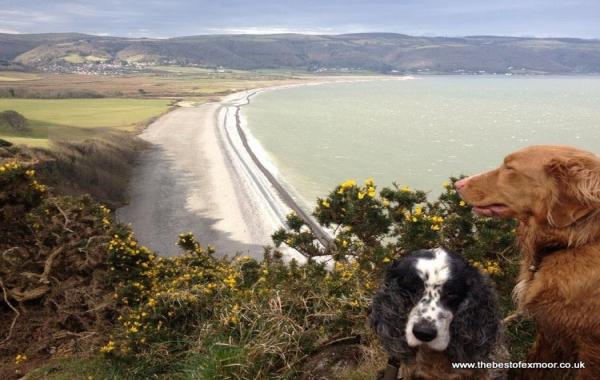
left=0, top=68, right=378, bottom=99
left=0, top=67, right=384, bottom=147
left=0, top=98, right=172, bottom=147
left=0, top=72, right=41, bottom=82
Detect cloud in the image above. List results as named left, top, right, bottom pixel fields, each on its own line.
left=0, top=9, right=59, bottom=26
left=203, top=26, right=339, bottom=35
left=0, top=28, right=21, bottom=34
left=0, top=0, right=597, bottom=38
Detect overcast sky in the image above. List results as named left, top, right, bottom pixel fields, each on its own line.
left=1, top=0, right=599, bottom=39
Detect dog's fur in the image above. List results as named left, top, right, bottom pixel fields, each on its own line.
left=370, top=248, right=504, bottom=379
left=456, top=145, right=600, bottom=380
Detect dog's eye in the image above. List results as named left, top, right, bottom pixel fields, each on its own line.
left=446, top=293, right=460, bottom=300
left=395, top=274, right=423, bottom=294
left=444, top=292, right=464, bottom=307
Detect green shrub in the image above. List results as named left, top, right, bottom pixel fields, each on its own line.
left=1, top=163, right=530, bottom=379
left=100, top=177, right=525, bottom=378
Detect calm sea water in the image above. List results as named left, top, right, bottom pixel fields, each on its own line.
left=243, top=76, right=600, bottom=206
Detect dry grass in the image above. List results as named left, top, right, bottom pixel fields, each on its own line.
left=1, top=135, right=147, bottom=208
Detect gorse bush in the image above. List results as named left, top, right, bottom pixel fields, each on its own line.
left=99, top=178, right=523, bottom=378
left=105, top=232, right=372, bottom=378
left=0, top=159, right=118, bottom=380
left=1, top=155, right=529, bottom=379
left=274, top=179, right=516, bottom=289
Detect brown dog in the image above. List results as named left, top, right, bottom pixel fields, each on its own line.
left=455, top=145, right=600, bottom=380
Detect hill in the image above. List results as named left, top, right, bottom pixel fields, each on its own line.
left=1, top=32, right=600, bottom=74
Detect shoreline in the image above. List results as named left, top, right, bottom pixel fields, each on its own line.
left=228, top=90, right=332, bottom=247
left=117, top=76, right=413, bottom=259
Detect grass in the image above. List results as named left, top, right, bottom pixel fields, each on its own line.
left=62, top=54, right=85, bottom=64
left=0, top=98, right=171, bottom=129
left=62, top=54, right=109, bottom=63
left=24, top=356, right=127, bottom=380
left=0, top=98, right=171, bottom=146
left=24, top=343, right=249, bottom=380
left=0, top=72, right=40, bottom=82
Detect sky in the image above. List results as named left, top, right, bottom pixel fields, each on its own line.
left=0, top=0, right=599, bottom=39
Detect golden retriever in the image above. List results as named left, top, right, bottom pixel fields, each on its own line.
left=455, top=145, right=600, bottom=380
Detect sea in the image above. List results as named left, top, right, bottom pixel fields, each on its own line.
left=243, top=76, right=600, bottom=207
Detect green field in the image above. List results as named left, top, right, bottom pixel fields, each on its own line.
left=0, top=98, right=171, bottom=147
left=0, top=72, right=40, bottom=81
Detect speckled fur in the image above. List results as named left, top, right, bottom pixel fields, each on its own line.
left=370, top=248, right=506, bottom=380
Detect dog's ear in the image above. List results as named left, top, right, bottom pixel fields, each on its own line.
left=447, top=273, right=501, bottom=363
left=545, top=155, right=600, bottom=228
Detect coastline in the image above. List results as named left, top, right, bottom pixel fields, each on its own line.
left=117, top=76, right=412, bottom=259
left=226, top=90, right=332, bottom=247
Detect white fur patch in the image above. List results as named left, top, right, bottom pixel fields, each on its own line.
left=405, top=248, right=454, bottom=351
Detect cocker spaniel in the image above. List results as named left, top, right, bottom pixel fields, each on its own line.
left=370, top=248, right=505, bottom=380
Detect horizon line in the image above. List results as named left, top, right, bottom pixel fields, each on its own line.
left=1, top=30, right=599, bottom=42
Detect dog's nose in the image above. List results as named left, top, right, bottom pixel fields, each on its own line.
left=454, top=178, right=468, bottom=191
left=412, top=322, right=437, bottom=342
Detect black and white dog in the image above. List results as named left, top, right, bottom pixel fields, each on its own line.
left=370, top=248, right=505, bottom=380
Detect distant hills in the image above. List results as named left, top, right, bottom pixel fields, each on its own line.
left=2, top=32, right=600, bottom=74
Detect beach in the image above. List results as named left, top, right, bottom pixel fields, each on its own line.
left=117, top=77, right=417, bottom=258
left=117, top=88, right=323, bottom=259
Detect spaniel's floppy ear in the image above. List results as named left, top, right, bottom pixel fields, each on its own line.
left=447, top=273, right=501, bottom=363
left=545, top=154, right=600, bottom=228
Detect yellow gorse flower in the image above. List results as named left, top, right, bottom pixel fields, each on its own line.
left=100, top=340, right=116, bottom=353
left=31, top=180, right=47, bottom=193
left=430, top=216, right=444, bottom=224
left=367, top=186, right=376, bottom=198
left=15, top=354, right=27, bottom=364
left=340, top=179, right=357, bottom=189
left=338, top=179, right=357, bottom=193
left=224, top=274, right=237, bottom=288
left=471, top=260, right=503, bottom=276
left=0, top=162, right=21, bottom=174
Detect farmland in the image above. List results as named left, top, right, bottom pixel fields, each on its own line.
left=0, top=69, right=316, bottom=100
left=0, top=67, right=377, bottom=147
left=0, top=98, right=172, bottom=147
